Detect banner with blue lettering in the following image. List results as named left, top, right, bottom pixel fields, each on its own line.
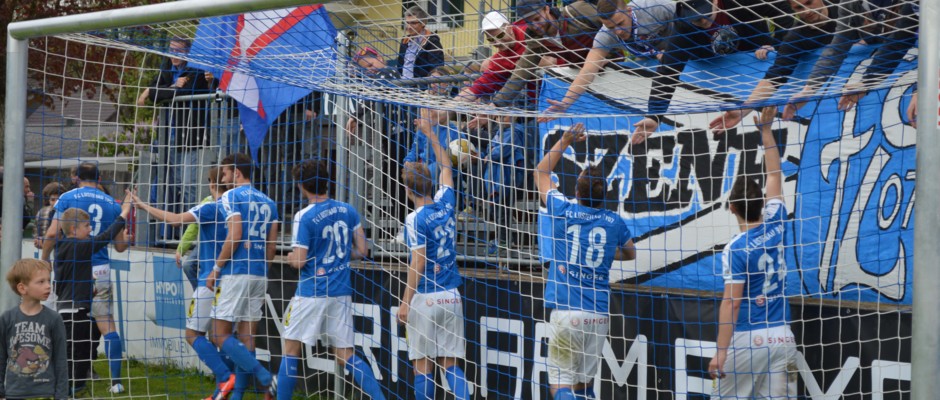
left=539, top=47, right=917, bottom=305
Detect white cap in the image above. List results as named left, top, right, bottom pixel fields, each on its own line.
left=481, top=11, right=509, bottom=32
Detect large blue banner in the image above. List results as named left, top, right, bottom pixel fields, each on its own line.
left=539, top=46, right=917, bottom=305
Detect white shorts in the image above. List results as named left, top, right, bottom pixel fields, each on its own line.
left=547, top=310, right=609, bottom=386
left=92, top=263, right=110, bottom=281
left=406, top=288, right=465, bottom=361
left=210, top=274, right=266, bottom=323
left=91, top=280, right=113, bottom=319
left=712, top=325, right=798, bottom=399
left=282, top=296, right=354, bottom=349
left=186, top=286, right=215, bottom=332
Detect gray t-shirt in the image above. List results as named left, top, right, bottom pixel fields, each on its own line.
left=0, top=306, right=68, bottom=399
left=593, top=0, right=675, bottom=54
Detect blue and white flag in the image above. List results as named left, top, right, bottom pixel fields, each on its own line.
left=192, top=5, right=337, bottom=160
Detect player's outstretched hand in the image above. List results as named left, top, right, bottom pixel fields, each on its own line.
left=397, top=301, right=410, bottom=325
left=631, top=117, right=658, bottom=145
left=709, top=350, right=727, bottom=379
left=415, top=108, right=435, bottom=133
left=561, top=123, right=586, bottom=146
left=537, top=99, right=569, bottom=123
left=709, top=110, right=743, bottom=136
left=121, top=190, right=134, bottom=218
left=754, top=105, right=777, bottom=129
left=906, top=94, right=918, bottom=128
left=755, top=45, right=775, bottom=60
left=838, top=83, right=866, bottom=111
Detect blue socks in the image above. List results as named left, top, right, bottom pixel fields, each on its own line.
left=444, top=365, right=468, bottom=400
left=345, top=355, right=385, bottom=400
left=574, top=387, right=596, bottom=399
left=191, top=336, right=231, bottom=384
left=555, top=388, right=577, bottom=400
left=276, top=356, right=299, bottom=400
left=103, top=332, right=122, bottom=381
left=414, top=373, right=435, bottom=400
left=231, top=359, right=252, bottom=400
left=221, top=337, right=272, bottom=398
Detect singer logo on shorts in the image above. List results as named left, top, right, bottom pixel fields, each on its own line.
left=425, top=299, right=435, bottom=307
left=753, top=335, right=764, bottom=347
left=436, top=298, right=460, bottom=305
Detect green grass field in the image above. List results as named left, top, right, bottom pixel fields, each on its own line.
left=78, top=359, right=323, bottom=399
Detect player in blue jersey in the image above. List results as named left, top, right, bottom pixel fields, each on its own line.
left=275, top=159, right=386, bottom=400
left=708, top=107, right=796, bottom=398
left=534, top=123, right=636, bottom=400
left=206, top=153, right=279, bottom=400
left=397, top=108, right=470, bottom=400
left=40, top=162, right=129, bottom=394
left=129, top=167, right=237, bottom=400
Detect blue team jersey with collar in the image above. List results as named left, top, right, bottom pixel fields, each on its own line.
left=54, top=186, right=122, bottom=266
left=404, top=186, right=462, bottom=293
left=722, top=198, right=790, bottom=331
left=187, top=201, right=229, bottom=288
left=219, top=185, right=279, bottom=276
left=544, top=189, right=630, bottom=314
left=291, top=199, right=362, bottom=298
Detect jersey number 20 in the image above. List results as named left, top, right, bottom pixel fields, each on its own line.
left=321, top=221, right=349, bottom=264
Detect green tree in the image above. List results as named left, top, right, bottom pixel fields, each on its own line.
left=0, top=0, right=171, bottom=162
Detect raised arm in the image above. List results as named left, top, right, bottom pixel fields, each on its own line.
left=535, top=123, right=586, bottom=204
left=491, top=39, right=545, bottom=107
left=756, top=106, right=783, bottom=201
left=86, top=194, right=133, bottom=253
left=417, top=109, right=454, bottom=188
left=131, top=191, right=197, bottom=227
left=539, top=48, right=612, bottom=122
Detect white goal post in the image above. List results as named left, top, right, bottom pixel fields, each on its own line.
left=911, top=0, right=940, bottom=398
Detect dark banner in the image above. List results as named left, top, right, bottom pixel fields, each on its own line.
left=257, top=265, right=911, bottom=399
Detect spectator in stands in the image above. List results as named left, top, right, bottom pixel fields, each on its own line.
left=398, top=6, right=445, bottom=81
left=0, top=168, right=35, bottom=232
left=482, top=114, right=528, bottom=252
left=34, top=182, right=65, bottom=250
left=781, top=0, right=918, bottom=119
left=137, top=37, right=215, bottom=214
left=637, top=0, right=788, bottom=140
left=456, top=11, right=538, bottom=104
left=543, top=0, right=786, bottom=143
left=488, top=0, right=603, bottom=108
left=709, top=0, right=907, bottom=133
left=347, top=47, right=411, bottom=238
left=538, top=0, right=675, bottom=122
left=404, top=109, right=465, bottom=190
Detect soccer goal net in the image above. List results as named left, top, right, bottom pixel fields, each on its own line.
left=5, top=0, right=919, bottom=398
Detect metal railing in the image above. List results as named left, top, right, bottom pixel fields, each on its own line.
left=133, top=90, right=541, bottom=267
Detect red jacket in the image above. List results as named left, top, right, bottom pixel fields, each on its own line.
left=467, top=23, right=536, bottom=100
